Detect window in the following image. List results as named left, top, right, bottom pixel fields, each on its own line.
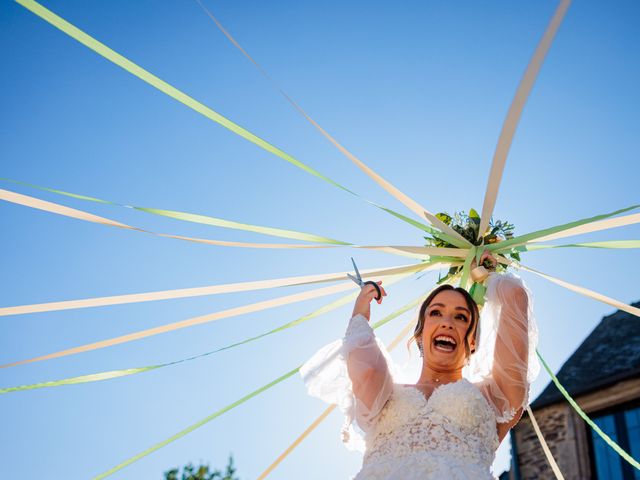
left=590, top=405, right=640, bottom=480
left=625, top=408, right=640, bottom=479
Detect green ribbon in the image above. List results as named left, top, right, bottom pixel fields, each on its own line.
left=389, top=209, right=470, bottom=249
left=458, top=246, right=477, bottom=290
left=424, top=255, right=466, bottom=264
left=93, top=366, right=300, bottom=480
left=486, top=204, right=640, bottom=252
left=2, top=175, right=473, bottom=249
left=0, top=269, right=424, bottom=394
left=0, top=178, right=350, bottom=245
left=537, top=350, right=640, bottom=471
left=0, top=294, right=357, bottom=394
left=469, top=282, right=487, bottom=305
left=501, top=240, right=640, bottom=253
left=12, top=0, right=447, bottom=238
left=0, top=366, right=162, bottom=394
left=133, top=206, right=350, bottom=244
left=92, top=292, right=428, bottom=478
left=474, top=245, right=485, bottom=268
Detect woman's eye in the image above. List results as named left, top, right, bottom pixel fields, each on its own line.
left=456, top=314, right=469, bottom=322
left=429, top=310, right=441, bottom=316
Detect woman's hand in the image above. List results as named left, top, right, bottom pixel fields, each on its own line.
left=471, top=250, right=498, bottom=272
left=352, top=281, right=387, bottom=321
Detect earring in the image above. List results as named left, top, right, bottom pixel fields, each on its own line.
left=417, top=340, right=424, bottom=357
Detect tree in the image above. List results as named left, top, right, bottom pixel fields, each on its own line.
left=164, top=454, right=239, bottom=480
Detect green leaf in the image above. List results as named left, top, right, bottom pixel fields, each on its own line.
left=436, top=212, right=452, bottom=225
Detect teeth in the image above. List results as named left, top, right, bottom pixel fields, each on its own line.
left=434, top=335, right=457, bottom=345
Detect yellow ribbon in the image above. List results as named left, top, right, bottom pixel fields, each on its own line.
left=0, top=186, right=468, bottom=265
left=257, top=300, right=421, bottom=479
left=0, top=262, right=440, bottom=369
left=526, top=406, right=565, bottom=479
left=518, top=264, right=640, bottom=318
left=14, top=0, right=461, bottom=241
left=477, top=0, right=572, bottom=239
left=0, top=261, right=432, bottom=317
left=192, top=0, right=471, bottom=247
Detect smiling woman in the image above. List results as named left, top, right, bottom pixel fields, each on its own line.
left=415, top=285, right=480, bottom=360
left=300, top=254, right=540, bottom=479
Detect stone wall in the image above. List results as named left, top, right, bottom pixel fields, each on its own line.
left=512, top=377, right=640, bottom=479
left=513, top=403, right=589, bottom=479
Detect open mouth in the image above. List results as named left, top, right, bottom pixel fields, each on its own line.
left=432, top=335, right=457, bottom=353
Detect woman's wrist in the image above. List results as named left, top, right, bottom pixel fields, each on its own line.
left=351, top=307, right=370, bottom=321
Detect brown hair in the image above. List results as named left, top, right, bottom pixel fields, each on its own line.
left=408, top=284, right=480, bottom=359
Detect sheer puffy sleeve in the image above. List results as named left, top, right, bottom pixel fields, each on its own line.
left=299, top=313, right=395, bottom=451
left=465, top=271, right=540, bottom=423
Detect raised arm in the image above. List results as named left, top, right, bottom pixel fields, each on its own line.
left=300, top=281, right=394, bottom=450
left=345, top=313, right=394, bottom=426
left=346, top=281, right=393, bottom=425
left=472, top=271, right=540, bottom=425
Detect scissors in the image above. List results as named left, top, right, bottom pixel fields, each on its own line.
left=347, top=257, right=383, bottom=301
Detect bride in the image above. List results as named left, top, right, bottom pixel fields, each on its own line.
left=300, top=251, right=539, bottom=479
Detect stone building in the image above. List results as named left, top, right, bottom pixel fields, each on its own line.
left=508, top=301, right=640, bottom=479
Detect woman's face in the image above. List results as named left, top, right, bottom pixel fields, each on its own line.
left=422, top=290, right=475, bottom=371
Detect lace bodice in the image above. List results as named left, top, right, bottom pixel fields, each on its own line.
left=359, top=380, right=499, bottom=478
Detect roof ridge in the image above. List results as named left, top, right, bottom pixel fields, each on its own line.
left=531, top=300, right=640, bottom=409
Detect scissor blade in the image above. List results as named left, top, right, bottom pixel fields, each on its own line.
left=350, top=257, right=363, bottom=282
left=347, top=273, right=363, bottom=286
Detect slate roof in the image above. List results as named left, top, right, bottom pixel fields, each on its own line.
left=531, top=300, right=640, bottom=409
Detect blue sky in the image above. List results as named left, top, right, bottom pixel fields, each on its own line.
left=1, top=0, right=639, bottom=478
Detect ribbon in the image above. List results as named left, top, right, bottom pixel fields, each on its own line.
left=534, top=214, right=640, bottom=243
left=470, top=266, right=490, bottom=283
left=518, top=264, right=640, bottom=318
left=93, top=366, right=300, bottom=479
left=477, top=0, right=572, bottom=239
left=486, top=204, right=640, bottom=253
left=0, top=271, right=415, bottom=394
left=256, top=404, right=336, bottom=480
left=537, top=351, right=640, bottom=470
left=257, top=296, right=424, bottom=479
left=0, top=260, right=431, bottom=317
left=0, top=184, right=348, bottom=245
left=526, top=405, right=565, bottom=479
left=0, top=262, right=437, bottom=369
left=192, top=0, right=471, bottom=248
left=458, top=246, right=478, bottom=290
left=509, top=240, right=640, bottom=252
left=93, top=289, right=424, bottom=478
left=12, top=0, right=455, bottom=239
left=0, top=177, right=349, bottom=244
left=0, top=186, right=468, bottom=263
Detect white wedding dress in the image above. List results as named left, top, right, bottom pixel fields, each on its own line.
left=300, top=272, right=540, bottom=479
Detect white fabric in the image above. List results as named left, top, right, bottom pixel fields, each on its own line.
left=464, top=271, right=540, bottom=422
left=357, top=380, right=498, bottom=479
left=299, top=313, right=398, bottom=452
left=299, top=272, right=539, bottom=478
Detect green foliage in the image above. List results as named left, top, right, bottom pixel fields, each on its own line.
left=426, top=209, right=515, bottom=248
left=426, top=208, right=522, bottom=286
left=164, top=455, right=239, bottom=480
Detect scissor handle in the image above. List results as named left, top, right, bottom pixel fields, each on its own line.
left=363, top=280, right=382, bottom=301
